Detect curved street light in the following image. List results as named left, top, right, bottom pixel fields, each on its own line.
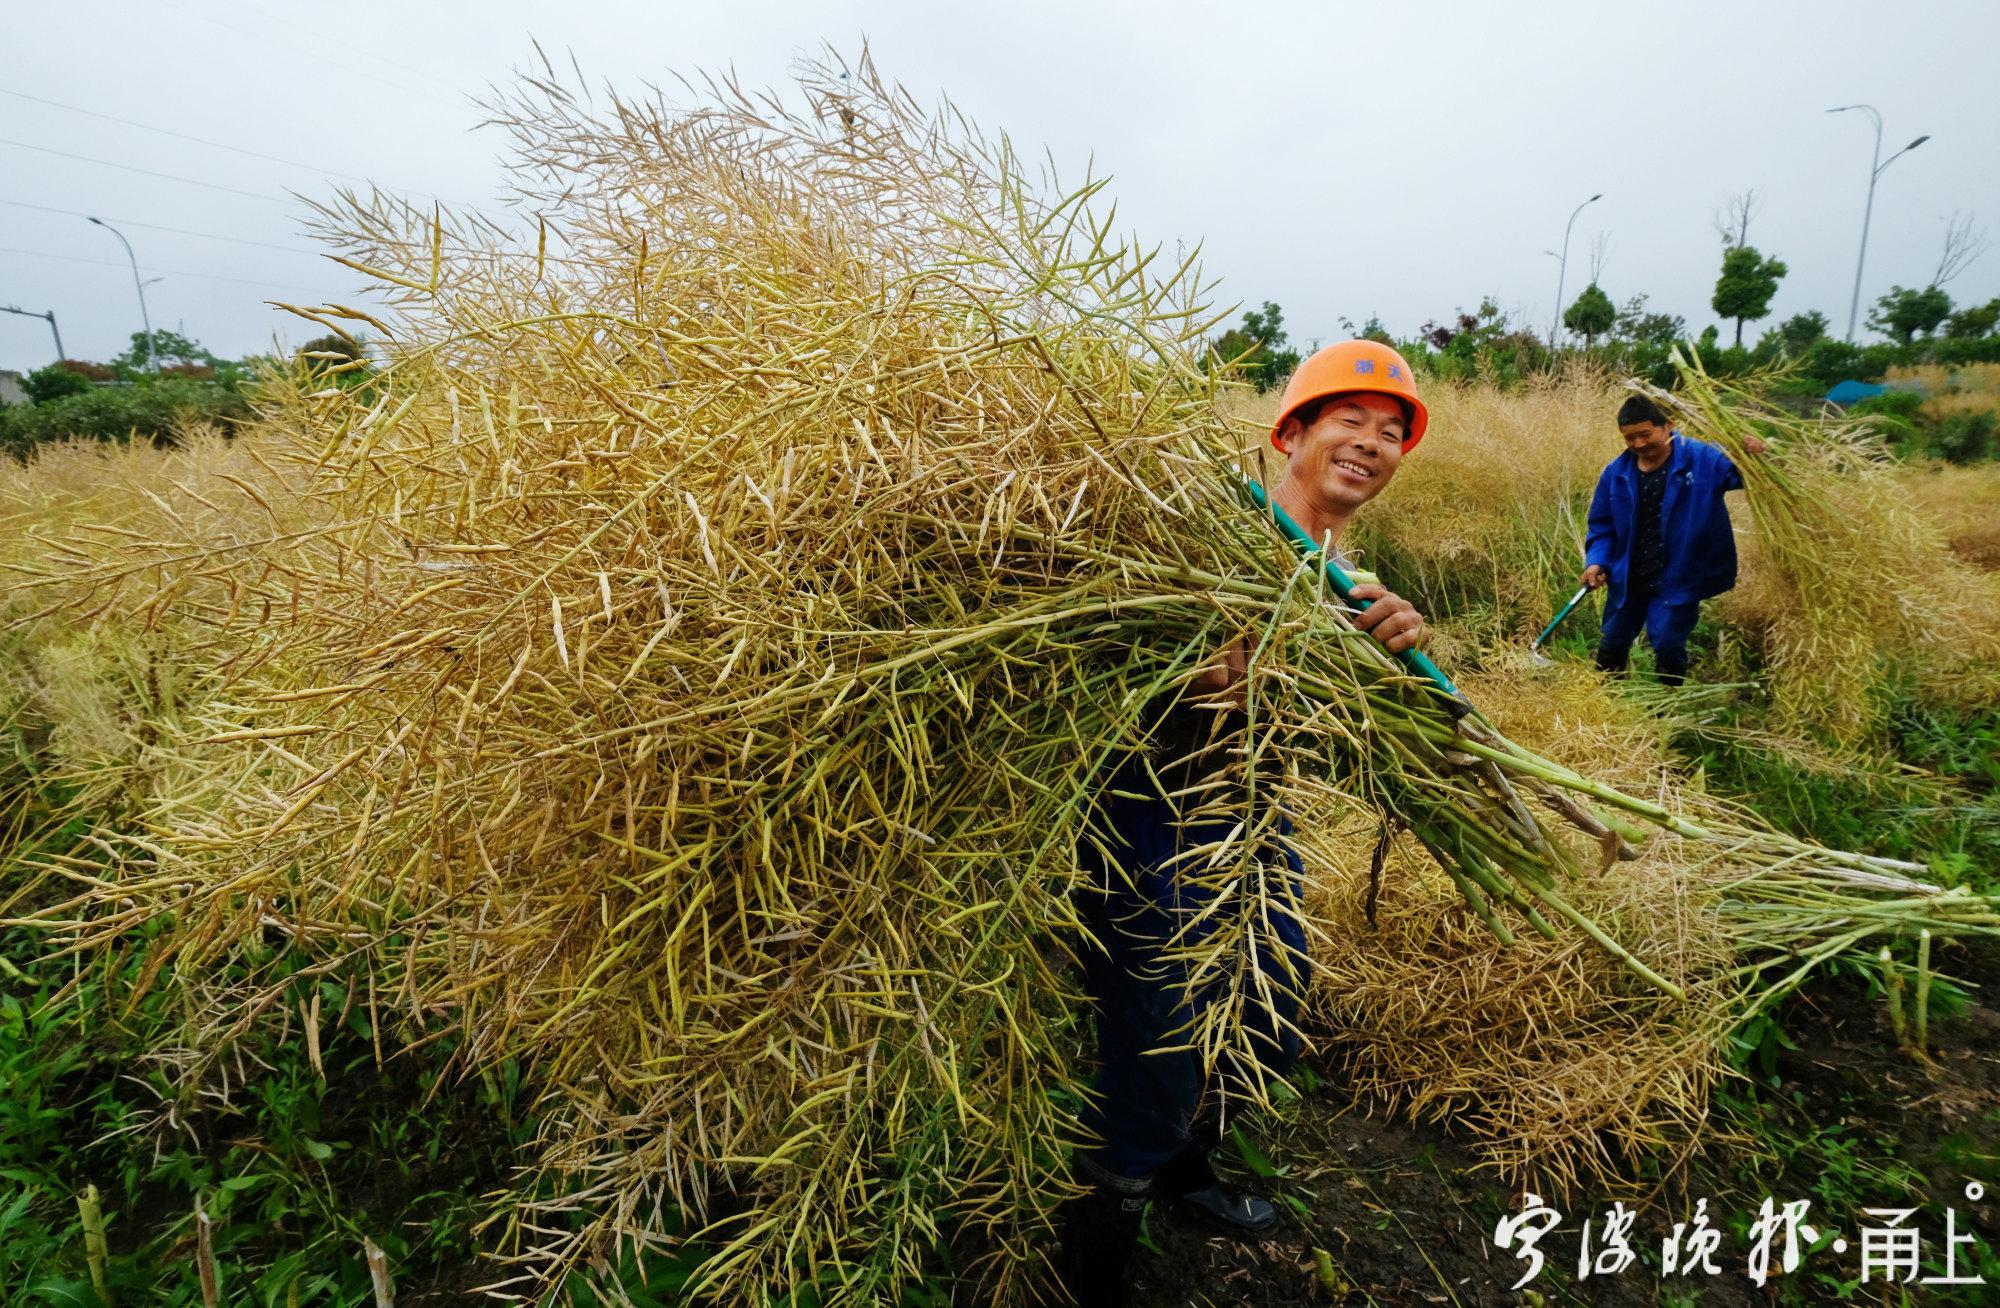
left=1551, top=194, right=1603, bottom=346
left=1828, top=105, right=1930, bottom=341
left=87, top=216, right=157, bottom=373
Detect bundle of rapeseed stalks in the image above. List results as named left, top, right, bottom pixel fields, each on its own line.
left=7, top=53, right=1996, bottom=1304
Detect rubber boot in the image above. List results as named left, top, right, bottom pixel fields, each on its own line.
left=1154, top=1116, right=1278, bottom=1236
left=1053, top=1159, right=1149, bottom=1308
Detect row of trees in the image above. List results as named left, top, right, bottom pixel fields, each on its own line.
left=1, top=330, right=369, bottom=458
left=1211, top=196, right=1996, bottom=392
left=1209, top=289, right=1999, bottom=468
left=16, top=329, right=244, bottom=402
left=1557, top=195, right=1994, bottom=351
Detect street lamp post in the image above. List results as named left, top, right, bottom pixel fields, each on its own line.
left=1828, top=105, right=1930, bottom=342
left=1551, top=194, right=1603, bottom=347
left=1, top=305, right=64, bottom=361
left=87, top=216, right=156, bottom=373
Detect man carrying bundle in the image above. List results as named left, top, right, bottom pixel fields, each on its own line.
left=1058, top=340, right=1431, bottom=1305
left=1580, top=395, right=1765, bottom=687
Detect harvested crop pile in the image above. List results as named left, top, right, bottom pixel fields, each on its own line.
left=8, top=55, right=1997, bottom=1306
left=1303, top=660, right=1732, bottom=1196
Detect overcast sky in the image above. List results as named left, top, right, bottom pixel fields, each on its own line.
left=4, top=0, right=1998, bottom=373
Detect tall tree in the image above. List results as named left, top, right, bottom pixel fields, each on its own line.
left=1931, top=211, right=1989, bottom=288
left=1562, top=283, right=1616, bottom=347
left=1944, top=297, right=2000, bottom=339
left=113, top=329, right=215, bottom=376
left=1867, top=286, right=1954, bottom=344
left=1712, top=189, right=1761, bottom=249
left=1773, top=310, right=1829, bottom=355
left=1612, top=295, right=1684, bottom=347
left=1711, top=246, right=1788, bottom=346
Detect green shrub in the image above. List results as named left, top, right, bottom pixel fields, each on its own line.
left=1843, top=391, right=1923, bottom=454
left=1850, top=390, right=1924, bottom=421
left=1407, top=299, right=1555, bottom=386
left=0, top=380, right=250, bottom=458
left=1930, top=335, right=2000, bottom=366
left=1929, top=410, right=1996, bottom=465
left=20, top=364, right=94, bottom=405
left=1799, top=339, right=1901, bottom=388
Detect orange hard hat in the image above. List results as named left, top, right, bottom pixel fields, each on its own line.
left=1268, top=339, right=1428, bottom=452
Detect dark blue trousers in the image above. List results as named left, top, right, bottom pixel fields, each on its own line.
left=1595, top=589, right=1700, bottom=680
left=1075, top=785, right=1308, bottom=1181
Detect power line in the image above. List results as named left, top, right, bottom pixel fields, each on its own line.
left=1, top=198, right=317, bottom=256
left=0, top=87, right=450, bottom=201
left=215, top=0, right=472, bottom=96
left=155, top=0, right=467, bottom=112
left=1, top=198, right=604, bottom=270
left=2, top=245, right=349, bottom=294
left=0, top=138, right=293, bottom=205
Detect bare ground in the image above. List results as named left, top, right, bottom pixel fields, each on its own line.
left=1128, top=978, right=1999, bottom=1307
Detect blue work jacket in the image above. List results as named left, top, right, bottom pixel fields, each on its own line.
left=1584, top=434, right=1744, bottom=608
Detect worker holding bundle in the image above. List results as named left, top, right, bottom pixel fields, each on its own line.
left=1581, top=395, right=1765, bottom=687
left=1058, top=340, right=1431, bottom=1305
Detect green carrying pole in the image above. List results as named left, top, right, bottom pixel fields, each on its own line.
left=1240, top=479, right=1472, bottom=718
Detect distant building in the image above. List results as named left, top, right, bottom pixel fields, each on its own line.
left=0, top=370, right=26, bottom=407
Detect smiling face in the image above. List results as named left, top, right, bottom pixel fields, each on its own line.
left=1618, top=419, right=1674, bottom=470
left=1274, top=391, right=1409, bottom=516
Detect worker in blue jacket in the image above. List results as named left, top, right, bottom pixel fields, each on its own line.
left=1581, top=395, right=1765, bottom=686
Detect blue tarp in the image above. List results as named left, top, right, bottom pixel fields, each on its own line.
left=1826, top=379, right=1888, bottom=406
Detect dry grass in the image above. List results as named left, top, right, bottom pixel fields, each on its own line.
left=0, top=426, right=312, bottom=813
left=0, top=425, right=299, bottom=568
left=1888, top=360, right=2000, bottom=424
left=1900, top=461, right=2000, bottom=568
